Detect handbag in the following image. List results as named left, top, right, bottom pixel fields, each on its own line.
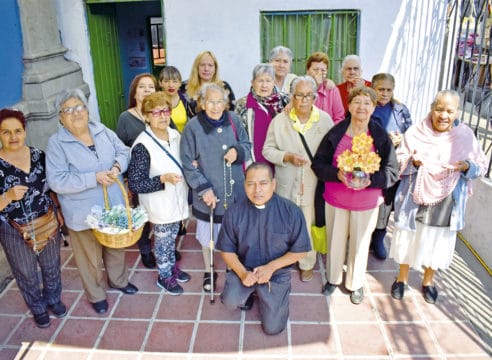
left=416, top=193, right=453, bottom=227
left=9, top=206, right=59, bottom=253
left=297, top=132, right=327, bottom=254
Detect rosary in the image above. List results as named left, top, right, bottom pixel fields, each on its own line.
left=223, top=162, right=234, bottom=209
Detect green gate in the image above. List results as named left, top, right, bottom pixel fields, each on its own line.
left=86, top=3, right=125, bottom=130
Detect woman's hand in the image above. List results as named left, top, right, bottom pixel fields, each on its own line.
left=284, top=152, right=308, bottom=167
left=96, top=171, right=117, bottom=186
left=337, top=169, right=371, bottom=190
left=389, top=131, right=402, bottom=147
left=201, top=189, right=218, bottom=209
left=224, top=148, right=237, bottom=165
left=4, top=185, right=29, bottom=202
left=160, top=173, right=184, bottom=185
left=443, top=161, right=469, bottom=172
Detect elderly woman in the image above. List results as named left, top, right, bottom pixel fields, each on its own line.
left=180, top=83, right=251, bottom=292
left=180, top=51, right=236, bottom=117
left=336, top=55, right=371, bottom=113
left=0, top=109, right=65, bottom=328
left=389, top=90, right=486, bottom=304
left=369, top=73, right=413, bottom=260
left=46, top=89, right=138, bottom=315
left=116, top=73, right=156, bottom=269
left=128, top=92, right=190, bottom=295
left=269, top=46, right=297, bottom=95
left=235, top=63, right=289, bottom=168
left=312, top=87, right=398, bottom=304
left=306, top=51, right=345, bottom=124
left=263, top=76, right=334, bottom=282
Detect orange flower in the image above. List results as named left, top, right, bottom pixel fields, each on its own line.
left=337, top=133, right=381, bottom=174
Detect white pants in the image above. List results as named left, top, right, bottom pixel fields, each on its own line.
left=324, top=203, right=379, bottom=291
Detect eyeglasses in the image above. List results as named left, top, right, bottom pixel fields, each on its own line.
left=293, top=94, right=316, bottom=101
left=205, top=100, right=226, bottom=106
left=149, top=109, right=171, bottom=117
left=60, top=104, right=86, bottom=114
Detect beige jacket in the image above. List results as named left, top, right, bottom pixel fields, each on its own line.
left=263, top=108, right=334, bottom=206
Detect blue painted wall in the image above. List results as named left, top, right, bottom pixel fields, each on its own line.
left=116, top=2, right=161, bottom=104
left=0, top=0, right=24, bottom=108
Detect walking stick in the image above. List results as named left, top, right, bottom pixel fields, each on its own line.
left=209, top=205, right=215, bottom=304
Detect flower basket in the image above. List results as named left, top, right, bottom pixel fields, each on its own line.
left=337, top=133, right=381, bottom=189
left=89, top=178, right=147, bottom=249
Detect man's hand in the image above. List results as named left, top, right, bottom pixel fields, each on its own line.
left=240, top=270, right=258, bottom=287
left=253, top=264, right=275, bottom=284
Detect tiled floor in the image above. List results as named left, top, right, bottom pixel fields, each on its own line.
left=0, top=219, right=490, bottom=359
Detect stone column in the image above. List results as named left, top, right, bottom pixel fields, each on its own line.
left=16, top=0, right=89, bottom=149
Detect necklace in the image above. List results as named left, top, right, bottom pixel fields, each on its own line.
left=296, top=165, right=304, bottom=206
left=134, top=107, right=145, bottom=122
left=223, top=162, right=234, bottom=209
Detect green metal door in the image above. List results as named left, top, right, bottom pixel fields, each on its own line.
left=86, top=4, right=125, bottom=130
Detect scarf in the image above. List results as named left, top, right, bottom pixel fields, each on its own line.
left=397, top=115, right=487, bottom=205
left=246, top=90, right=285, bottom=165
left=290, top=106, right=320, bottom=135
left=202, top=111, right=226, bottom=128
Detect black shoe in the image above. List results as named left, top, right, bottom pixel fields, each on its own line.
left=172, top=265, right=191, bottom=283
left=203, top=272, right=218, bottom=292
left=141, top=252, right=156, bottom=269
left=390, top=281, right=407, bottom=300
left=177, top=223, right=187, bottom=236
left=111, top=282, right=139, bottom=295
left=239, top=294, right=255, bottom=311
left=422, top=285, right=438, bottom=304
left=322, top=281, right=337, bottom=296
left=350, top=288, right=364, bottom=305
left=371, top=229, right=387, bottom=260
left=33, top=312, right=51, bottom=328
left=92, top=299, right=108, bottom=314
left=157, top=276, right=183, bottom=295
left=175, top=250, right=181, bottom=261
left=48, top=301, right=67, bottom=318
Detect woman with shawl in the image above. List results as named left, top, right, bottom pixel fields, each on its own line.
left=235, top=63, right=289, bottom=170
left=389, top=90, right=487, bottom=304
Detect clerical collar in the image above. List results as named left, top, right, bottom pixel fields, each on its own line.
left=254, top=204, right=266, bottom=209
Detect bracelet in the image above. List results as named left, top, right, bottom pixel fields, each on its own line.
left=112, top=162, right=121, bottom=172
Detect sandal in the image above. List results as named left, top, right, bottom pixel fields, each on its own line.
left=203, top=272, right=218, bottom=292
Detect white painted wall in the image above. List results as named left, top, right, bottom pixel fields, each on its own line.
left=164, top=0, right=448, bottom=122
left=460, top=178, right=492, bottom=269
left=54, top=0, right=100, bottom=122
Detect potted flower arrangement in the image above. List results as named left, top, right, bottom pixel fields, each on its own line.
left=337, top=133, right=381, bottom=189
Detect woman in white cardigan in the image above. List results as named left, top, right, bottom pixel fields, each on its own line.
left=263, top=76, right=334, bottom=282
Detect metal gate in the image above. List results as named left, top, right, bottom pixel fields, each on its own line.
left=442, top=0, right=492, bottom=177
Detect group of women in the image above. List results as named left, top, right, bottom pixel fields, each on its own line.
left=0, top=48, right=487, bottom=328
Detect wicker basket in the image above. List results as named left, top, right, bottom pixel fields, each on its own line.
left=92, top=178, right=144, bottom=248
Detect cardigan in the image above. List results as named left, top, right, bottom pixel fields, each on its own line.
left=263, top=107, right=334, bottom=206
left=46, top=121, right=129, bottom=231
left=180, top=111, right=251, bottom=223
left=311, top=117, right=399, bottom=192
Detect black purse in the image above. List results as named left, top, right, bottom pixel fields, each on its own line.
left=415, top=194, right=453, bottom=227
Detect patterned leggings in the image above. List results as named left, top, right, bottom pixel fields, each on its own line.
left=154, top=222, right=180, bottom=278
